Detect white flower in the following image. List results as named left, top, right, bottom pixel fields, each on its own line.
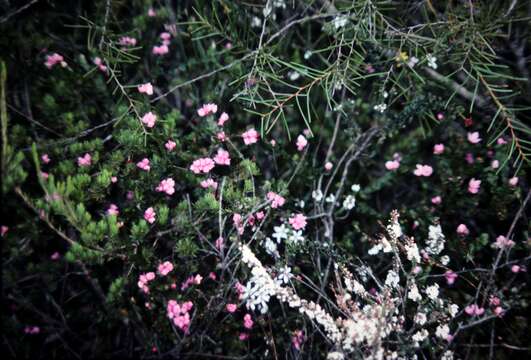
left=408, top=284, right=422, bottom=302
left=414, top=312, right=427, bottom=325
left=288, top=71, right=301, bottom=81
left=426, top=224, right=445, bottom=255
left=272, top=224, right=289, bottom=243
left=288, top=230, right=305, bottom=245
left=407, top=56, right=419, bottom=68
left=332, top=16, right=348, bottom=29
left=448, top=303, right=459, bottom=317
left=440, top=255, right=450, bottom=265
left=374, top=103, right=387, bottom=113
left=435, top=324, right=450, bottom=339
left=251, top=16, right=262, bottom=28
left=426, top=54, right=438, bottom=69
left=412, top=329, right=428, bottom=344
left=327, top=352, right=345, bottom=360
left=276, top=266, right=292, bottom=284
left=342, top=195, right=356, bottom=210
left=441, top=351, right=454, bottom=360
left=263, top=237, right=279, bottom=258
left=312, top=189, right=323, bottom=201
left=351, top=184, right=361, bottom=192
left=304, top=50, right=313, bottom=60
left=385, top=270, right=400, bottom=288
left=406, top=242, right=421, bottom=263
left=425, top=283, right=440, bottom=301
left=368, top=243, right=382, bottom=255
left=325, top=194, right=336, bottom=203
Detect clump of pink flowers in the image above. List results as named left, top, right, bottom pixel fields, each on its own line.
left=289, top=213, right=307, bottom=230
left=156, top=178, right=175, bottom=195
left=190, top=158, right=215, bottom=174
left=181, top=274, right=203, bottom=291
left=218, top=112, right=229, bottom=126
left=468, top=178, right=481, bottom=194
left=413, top=164, right=433, bottom=177
left=242, top=128, right=259, bottom=145
left=165, top=140, right=176, bottom=151
left=141, top=112, right=157, bottom=128
left=226, top=303, right=237, bottom=313
left=296, top=134, right=308, bottom=151
left=77, top=153, right=92, bottom=167
left=45, top=53, right=67, bottom=69
left=157, top=261, right=174, bottom=276
left=137, top=272, right=156, bottom=293
left=243, top=313, right=254, bottom=329
left=465, top=304, right=485, bottom=316
left=106, top=204, right=119, bottom=216
left=144, top=207, right=156, bottom=224
left=433, top=143, right=445, bottom=154
left=467, top=132, right=482, bottom=144
left=119, top=36, right=137, bottom=47
left=197, top=103, right=218, bottom=117
left=93, top=57, right=107, bottom=73
left=385, top=159, right=400, bottom=171
left=457, top=224, right=470, bottom=236
left=200, top=178, right=218, bottom=190
left=267, top=191, right=286, bottom=208
left=493, top=235, right=515, bottom=249
left=152, top=44, right=169, bottom=56
left=167, top=300, right=193, bottom=332
left=138, top=82, right=154, bottom=95
left=136, top=158, right=150, bottom=171
left=213, top=148, right=231, bottom=165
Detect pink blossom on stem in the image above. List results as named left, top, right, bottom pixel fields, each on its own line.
left=491, top=160, right=499, bottom=169
left=267, top=192, right=285, bottom=208
left=141, top=112, right=157, bottom=128
left=467, top=132, right=482, bottom=144
left=216, top=131, right=227, bottom=142
left=41, top=154, right=50, bottom=164
left=152, top=44, right=169, bottom=55
left=197, top=103, right=218, bottom=117
left=200, top=178, right=218, bottom=190
left=144, top=207, right=156, bottom=224
left=107, top=204, right=119, bottom=216
left=493, top=235, right=515, bottom=249
left=385, top=160, right=400, bottom=171
left=243, top=314, right=253, bottom=329
left=444, top=270, right=458, bottom=285
left=508, top=177, right=519, bottom=186
left=289, top=213, right=307, bottom=230
left=77, top=153, right=92, bottom=167
left=413, top=164, right=433, bottom=177
left=324, top=162, right=333, bottom=171
left=431, top=196, right=442, bottom=205
left=45, top=53, right=66, bottom=69
left=296, top=134, right=308, bottom=151
left=217, top=112, right=229, bottom=126
left=136, top=158, right=151, bottom=171
left=457, top=224, right=470, bottom=236
left=138, top=82, right=154, bottom=95
left=433, top=144, right=445, bottom=155
left=213, top=148, right=231, bottom=165
left=165, top=140, right=176, bottom=151
left=242, top=128, right=259, bottom=145
left=226, top=304, right=237, bottom=313
left=156, top=178, right=175, bottom=195
left=158, top=261, right=174, bottom=276
left=190, top=158, right=215, bottom=174
left=468, top=178, right=481, bottom=194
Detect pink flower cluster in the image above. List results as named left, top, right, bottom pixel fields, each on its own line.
left=433, top=143, right=445, bottom=154
left=197, top=103, right=218, bottom=117
left=468, top=178, right=481, bottom=194
left=144, top=207, right=156, bottom=224
left=157, top=261, right=174, bottom=276
left=385, top=160, right=400, bottom=171
left=242, top=128, right=259, bottom=145
left=267, top=191, right=286, bottom=208
left=165, top=140, right=176, bottom=151
left=45, top=53, right=67, bottom=69
left=137, top=272, right=156, bottom=293
left=292, top=330, right=305, bottom=350
left=24, top=326, right=41, bottom=335
left=413, top=164, right=433, bottom=177
left=119, top=36, right=137, bottom=47
left=137, top=158, right=150, bottom=171
left=444, top=270, right=458, bottom=285
left=467, top=132, right=482, bottom=144
left=190, top=157, right=215, bottom=174
left=213, top=148, right=231, bottom=165
left=152, top=44, right=169, bottom=56
left=218, top=112, right=229, bottom=126
left=457, top=224, right=469, bottom=236
left=77, top=153, right=92, bottom=167
left=181, top=274, right=203, bottom=291
left=465, top=304, right=485, bottom=316
left=493, top=235, right=515, bottom=249
left=167, top=300, right=193, bottom=332
left=93, top=57, right=107, bottom=73
left=296, top=134, right=308, bottom=151
left=141, top=112, right=157, bottom=128
left=289, top=213, right=307, bottom=230
left=200, top=178, right=218, bottom=190
left=243, top=313, right=253, bottom=329
left=138, top=82, right=154, bottom=95
left=107, top=204, right=119, bottom=216
left=226, top=303, right=237, bottom=313
left=156, top=178, right=175, bottom=195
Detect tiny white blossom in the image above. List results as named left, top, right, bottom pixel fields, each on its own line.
left=288, top=71, right=301, bottom=81
left=385, top=270, right=400, bottom=288
left=332, top=16, right=348, bottom=29
left=374, top=103, right=387, bottom=113
left=441, top=351, right=454, bottom=360
left=408, top=284, right=422, bottom=302
left=435, top=324, right=450, bottom=339
left=414, top=312, right=427, bottom=325
left=272, top=224, right=289, bottom=243
left=304, top=50, right=313, bottom=59
left=312, top=189, right=323, bottom=201
left=426, top=54, right=438, bottom=69
left=263, top=237, right=279, bottom=258
left=440, top=255, right=450, bottom=265
left=351, top=184, right=361, bottom=192
left=448, top=303, right=459, bottom=317
left=342, top=195, right=356, bottom=210
left=425, top=283, right=440, bottom=301
left=325, top=194, right=336, bottom=203
left=276, top=266, right=292, bottom=284
left=288, top=230, right=305, bottom=245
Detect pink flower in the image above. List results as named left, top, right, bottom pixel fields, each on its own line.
left=215, top=237, right=224, bottom=250
left=77, top=153, right=92, bottom=167
left=444, top=270, right=458, bottom=285
left=493, top=235, right=515, bottom=249
left=465, top=304, right=484, bottom=316
left=467, top=132, right=482, bottom=144
left=243, top=314, right=253, bottom=329
left=213, top=148, right=231, bottom=165
left=511, top=265, right=520, bottom=273
left=24, top=326, right=41, bottom=335
left=431, top=196, right=442, bottom=205
left=226, top=304, right=237, bottom=313
left=494, top=306, right=504, bottom=317
left=41, top=154, right=50, bottom=164
left=197, top=103, right=218, bottom=117
left=138, top=82, right=154, bottom=95
left=216, top=131, right=227, bottom=142
left=324, top=162, right=333, bottom=171
left=233, top=213, right=242, bottom=227
left=433, top=144, right=445, bottom=155
left=242, top=128, right=259, bottom=145
left=160, top=32, right=171, bottom=41
left=465, top=152, right=475, bottom=164
left=437, top=112, right=445, bottom=121
left=45, top=53, right=67, bottom=69
left=256, top=211, right=265, bottom=220
left=200, top=178, right=218, bottom=190
left=490, top=296, right=501, bottom=306
left=148, top=8, right=156, bottom=17
left=152, top=44, right=169, bottom=55
left=93, top=57, right=107, bottom=72
left=119, top=36, right=137, bottom=46
left=156, top=178, right=175, bottom=195
left=167, top=300, right=193, bottom=333
left=158, top=261, right=174, bottom=276
left=50, top=252, right=60, bottom=260
left=413, top=164, right=433, bottom=177
left=292, top=330, right=304, bottom=351
left=491, top=160, right=499, bottom=169
left=107, top=204, right=119, bottom=216
left=457, top=224, right=469, bottom=236
left=385, top=160, right=400, bottom=171
left=218, top=112, right=229, bottom=126
left=209, top=272, right=217, bottom=280
left=136, top=158, right=150, bottom=171
left=267, top=192, right=285, bottom=208
left=165, top=140, right=176, bottom=151
left=190, top=157, right=215, bottom=174
left=289, top=213, right=307, bottom=230
left=144, top=207, right=156, bottom=224
left=239, top=333, right=249, bottom=341
left=508, top=177, right=519, bottom=187
left=141, top=112, right=157, bottom=128
left=296, top=134, right=308, bottom=151
left=468, top=178, right=481, bottom=194
left=497, top=137, right=507, bottom=145
left=40, top=171, right=49, bottom=179
left=111, top=176, right=118, bottom=183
